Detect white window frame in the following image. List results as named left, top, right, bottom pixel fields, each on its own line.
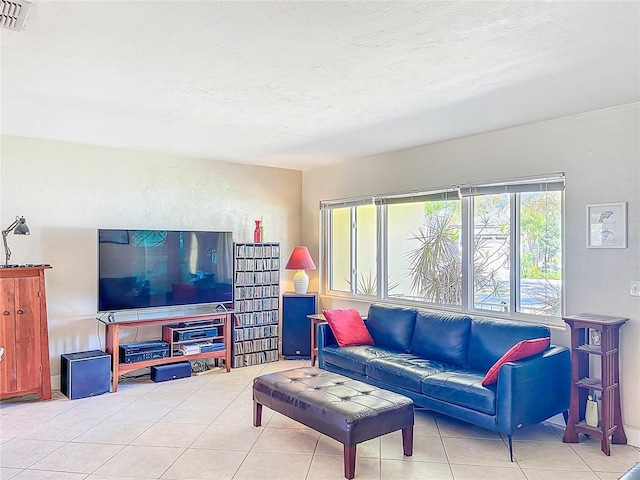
left=320, top=173, right=565, bottom=326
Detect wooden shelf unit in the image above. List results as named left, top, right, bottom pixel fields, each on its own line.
left=562, top=313, right=627, bottom=456
left=99, top=311, right=232, bottom=392
left=0, top=266, right=52, bottom=401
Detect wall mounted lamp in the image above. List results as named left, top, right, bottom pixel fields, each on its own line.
left=2, top=216, right=30, bottom=266
left=285, top=246, right=316, bottom=295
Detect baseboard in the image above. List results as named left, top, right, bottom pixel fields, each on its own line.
left=546, top=412, right=566, bottom=428
left=51, top=374, right=61, bottom=391
left=624, top=425, right=640, bottom=448
left=546, top=413, right=639, bottom=448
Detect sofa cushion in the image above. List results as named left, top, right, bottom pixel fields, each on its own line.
left=322, top=309, right=374, bottom=347
left=482, top=337, right=550, bottom=385
left=466, top=318, right=551, bottom=372
left=421, top=368, right=496, bottom=415
left=366, top=355, right=458, bottom=393
left=321, top=345, right=396, bottom=376
left=410, top=311, right=472, bottom=367
left=365, top=304, right=417, bottom=353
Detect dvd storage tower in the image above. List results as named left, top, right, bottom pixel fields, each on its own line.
left=60, top=350, right=111, bottom=400
left=233, top=243, right=280, bottom=367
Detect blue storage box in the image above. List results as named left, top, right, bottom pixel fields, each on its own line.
left=150, top=361, right=192, bottom=382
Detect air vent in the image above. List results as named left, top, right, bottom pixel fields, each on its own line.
left=0, top=0, right=31, bottom=31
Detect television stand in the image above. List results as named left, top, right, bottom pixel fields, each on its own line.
left=98, top=311, right=232, bottom=392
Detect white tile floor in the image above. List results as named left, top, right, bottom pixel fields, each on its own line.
left=1, top=359, right=638, bottom=480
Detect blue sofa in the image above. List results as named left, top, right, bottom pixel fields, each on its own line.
left=317, top=303, right=571, bottom=460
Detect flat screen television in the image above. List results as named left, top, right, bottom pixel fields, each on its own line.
left=98, top=229, right=234, bottom=312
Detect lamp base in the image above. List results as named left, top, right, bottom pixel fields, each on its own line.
left=292, top=270, right=309, bottom=295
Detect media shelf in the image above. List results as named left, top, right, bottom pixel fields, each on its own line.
left=233, top=242, right=280, bottom=367
left=98, top=311, right=232, bottom=392
left=162, top=321, right=227, bottom=355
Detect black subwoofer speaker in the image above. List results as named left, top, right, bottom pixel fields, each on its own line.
left=60, top=350, right=111, bottom=400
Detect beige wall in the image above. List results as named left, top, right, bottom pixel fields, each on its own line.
left=0, top=136, right=302, bottom=379
left=1, top=104, right=638, bottom=444
left=302, top=103, right=640, bottom=446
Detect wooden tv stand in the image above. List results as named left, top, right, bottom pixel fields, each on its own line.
left=98, top=311, right=232, bottom=392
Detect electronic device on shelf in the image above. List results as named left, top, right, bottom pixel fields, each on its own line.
left=177, top=320, right=223, bottom=328
left=179, top=344, right=200, bottom=355
left=119, top=340, right=170, bottom=363
left=97, top=229, right=234, bottom=312
left=197, top=342, right=225, bottom=353
left=172, top=327, right=220, bottom=342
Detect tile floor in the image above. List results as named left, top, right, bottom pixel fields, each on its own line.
left=1, top=359, right=638, bottom=480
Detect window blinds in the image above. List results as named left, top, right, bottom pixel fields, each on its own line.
left=319, top=173, right=565, bottom=207
left=458, top=173, right=565, bottom=197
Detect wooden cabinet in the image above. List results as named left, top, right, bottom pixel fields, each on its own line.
left=0, top=266, right=52, bottom=401
left=99, top=311, right=232, bottom=392
left=563, top=313, right=627, bottom=455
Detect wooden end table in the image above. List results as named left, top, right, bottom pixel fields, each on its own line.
left=307, top=313, right=326, bottom=367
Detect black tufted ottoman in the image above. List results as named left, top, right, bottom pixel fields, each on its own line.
left=253, top=367, right=414, bottom=479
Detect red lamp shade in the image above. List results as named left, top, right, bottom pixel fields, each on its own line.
left=285, top=247, right=316, bottom=294
left=285, top=247, right=316, bottom=271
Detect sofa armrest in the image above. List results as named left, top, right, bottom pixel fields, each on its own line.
left=316, top=322, right=337, bottom=369
left=496, top=345, right=571, bottom=434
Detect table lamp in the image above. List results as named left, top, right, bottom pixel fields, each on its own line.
left=2, top=216, right=30, bottom=266
left=285, top=246, right=316, bottom=294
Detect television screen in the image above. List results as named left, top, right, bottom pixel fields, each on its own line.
left=98, top=229, right=234, bottom=312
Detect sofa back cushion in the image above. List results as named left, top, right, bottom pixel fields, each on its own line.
left=410, top=311, right=472, bottom=367
left=365, top=304, right=417, bottom=353
left=466, top=317, right=551, bottom=372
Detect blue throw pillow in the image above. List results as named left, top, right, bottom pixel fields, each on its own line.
left=365, top=304, right=417, bottom=353
left=410, top=311, right=472, bottom=367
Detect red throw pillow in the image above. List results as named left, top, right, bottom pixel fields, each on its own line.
left=322, top=309, right=375, bottom=348
left=482, top=337, right=550, bottom=386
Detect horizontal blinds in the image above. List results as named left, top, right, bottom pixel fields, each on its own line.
left=320, top=196, right=374, bottom=210
left=459, top=173, right=564, bottom=197
left=320, top=173, right=565, bottom=207
left=374, top=188, right=458, bottom=205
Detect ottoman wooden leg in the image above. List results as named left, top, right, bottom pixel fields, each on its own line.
left=343, top=444, right=356, bottom=479
left=402, top=425, right=413, bottom=456
left=253, top=401, right=262, bottom=427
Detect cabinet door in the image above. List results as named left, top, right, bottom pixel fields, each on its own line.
left=14, top=277, right=42, bottom=392
left=0, top=278, right=17, bottom=393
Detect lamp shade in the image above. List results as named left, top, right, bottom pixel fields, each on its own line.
left=14, top=217, right=29, bottom=235
left=285, top=247, right=316, bottom=271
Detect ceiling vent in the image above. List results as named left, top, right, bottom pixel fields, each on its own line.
left=0, top=0, right=31, bottom=31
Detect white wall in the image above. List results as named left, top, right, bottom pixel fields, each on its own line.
left=301, top=104, right=640, bottom=445
left=0, top=136, right=302, bottom=381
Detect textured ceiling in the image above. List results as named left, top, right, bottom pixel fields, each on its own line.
left=1, top=1, right=639, bottom=170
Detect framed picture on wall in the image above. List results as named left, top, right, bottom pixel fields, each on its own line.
left=586, top=202, right=627, bottom=248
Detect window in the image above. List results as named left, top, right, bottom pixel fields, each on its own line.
left=471, top=193, right=511, bottom=312
left=386, top=196, right=461, bottom=306
left=326, top=202, right=377, bottom=296
left=321, top=174, right=564, bottom=323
